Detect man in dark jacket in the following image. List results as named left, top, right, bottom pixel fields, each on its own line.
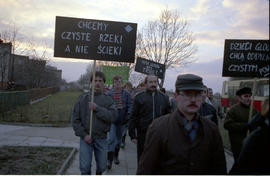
left=128, top=75, right=171, bottom=163
left=224, top=87, right=258, bottom=161
left=137, top=74, right=227, bottom=175
left=72, top=71, right=117, bottom=175
left=198, top=85, right=218, bottom=125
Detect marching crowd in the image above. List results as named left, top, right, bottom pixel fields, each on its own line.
left=72, top=71, right=270, bottom=175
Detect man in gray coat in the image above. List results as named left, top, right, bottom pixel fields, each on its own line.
left=72, top=71, right=117, bottom=175
left=137, top=74, right=226, bottom=175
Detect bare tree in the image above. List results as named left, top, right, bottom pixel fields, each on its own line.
left=136, top=9, right=197, bottom=87
left=1, top=24, right=26, bottom=55
left=23, top=39, right=51, bottom=88
left=0, top=43, right=11, bottom=89
left=78, top=62, right=94, bottom=89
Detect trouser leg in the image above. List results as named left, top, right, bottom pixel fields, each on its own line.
left=137, top=133, right=146, bottom=164
left=114, top=147, right=120, bottom=165
left=94, top=139, right=108, bottom=174
left=79, top=138, right=93, bottom=175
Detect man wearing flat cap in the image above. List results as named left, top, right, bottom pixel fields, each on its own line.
left=224, top=87, right=258, bottom=162
left=137, top=74, right=227, bottom=175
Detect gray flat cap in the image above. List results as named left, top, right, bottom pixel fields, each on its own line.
left=175, top=74, right=204, bottom=91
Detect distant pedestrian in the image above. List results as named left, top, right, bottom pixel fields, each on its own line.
left=198, top=85, right=218, bottom=125
left=212, top=92, right=225, bottom=120
left=230, top=98, right=270, bottom=174
left=136, top=82, right=146, bottom=93
left=72, top=71, right=117, bottom=175
left=137, top=74, right=226, bottom=174
left=107, top=76, right=132, bottom=169
left=129, top=75, right=171, bottom=163
left=207, top=88, right=213, bottom=101
left=203, top=87, right=212, bottom=105
left=121, top=81, right=135, bottom=149
left=224, top=87, right=258, bottom=161
left=124, top=81, right=135, bottom=99
left=170, top=97, right=177, bottom=112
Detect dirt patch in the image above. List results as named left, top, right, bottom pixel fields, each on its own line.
left=0, top=146, right=73, bottom=174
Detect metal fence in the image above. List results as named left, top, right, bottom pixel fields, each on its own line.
left=0, top=87, right=60, bottom=113
left=0, top=90, right=30, bottom=113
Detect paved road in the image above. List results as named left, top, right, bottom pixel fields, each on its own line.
left=0, top=124, right=234, bottom=174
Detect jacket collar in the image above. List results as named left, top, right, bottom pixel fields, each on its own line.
left=239, top=102, right=250, bottom=108
left=89, top=90, right=103, bottom=96
left=173, top=109, right=200, bottom=127
left=146, top=89, right=157, bottom=94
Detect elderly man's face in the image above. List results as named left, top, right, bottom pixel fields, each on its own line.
left=239, top=93, right=251, bottom=106
left=175, top=90, right=203, bottom=115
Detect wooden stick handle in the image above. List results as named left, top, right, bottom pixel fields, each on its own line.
left=89, top=60, right=96, bottom=138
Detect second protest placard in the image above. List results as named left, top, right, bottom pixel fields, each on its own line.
left=135, top=57, right=165, bottom=79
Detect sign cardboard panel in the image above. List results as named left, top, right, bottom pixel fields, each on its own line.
left=54, top=16, right=137, bottom=63
left=222, top=39, right=269, bottom=77
left=135, top=57, right=165, bottom=79
left=102, top=65, right=130, bottom=85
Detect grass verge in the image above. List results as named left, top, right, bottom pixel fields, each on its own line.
left=0, top=146, right=73, bottom=174
left=0, top=89, right=82, bottom=125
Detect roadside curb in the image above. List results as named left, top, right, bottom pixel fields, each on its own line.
left=57, top=147, right=77, bottom=175
left=30, top=95, right=52, bottom=105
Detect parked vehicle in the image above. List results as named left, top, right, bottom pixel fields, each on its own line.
left=221, top=78, right=269, bottom=112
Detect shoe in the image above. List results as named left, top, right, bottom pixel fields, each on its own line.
left=96, top=171, right=102, bottom=175
left=107, top=160, right=112, bottom=170
left=114, top=157, right=120, bottom=165
left=107, top=152, right=113, bottom=170
left=120, top=142, right=125, bottom=149
left=121, top=135, right=126, bottom=149
left=114, top=148, right=120, bottom=165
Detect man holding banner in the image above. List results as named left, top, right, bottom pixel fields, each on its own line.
left=224, top=87, right=258, bottom=161
left=55, top=15, right=137, bottom=175
left=72, top=71, right=117, bottom=175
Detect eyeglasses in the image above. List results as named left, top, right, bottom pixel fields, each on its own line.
left=179, top=92, right=203, bottom=99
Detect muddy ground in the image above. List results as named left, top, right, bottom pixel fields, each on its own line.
left=0, top=146, right=72, bottom=174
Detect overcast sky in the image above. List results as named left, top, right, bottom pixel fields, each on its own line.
left=0, top=0, right=269, bottom=93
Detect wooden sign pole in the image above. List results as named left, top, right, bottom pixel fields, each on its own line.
left=89, top=60, right=96, bottom=138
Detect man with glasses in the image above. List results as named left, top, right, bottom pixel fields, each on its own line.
left=137, top=74, right=226, bottom=175
left=224, top=87, right=258, bottom=161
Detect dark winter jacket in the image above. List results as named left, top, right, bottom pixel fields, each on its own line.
left=247, top=112, right=265, bottom=132
left=198, top=102, right=218, bottom=125
left=137, top=110, right=227, bottom=175
left=128, top=89, right=171, bottom=139
left=224, top=102, right=258, bottom=160
left=230, top=117, right=270, bottom=174
left=72, top=91, right=117, bottom=139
